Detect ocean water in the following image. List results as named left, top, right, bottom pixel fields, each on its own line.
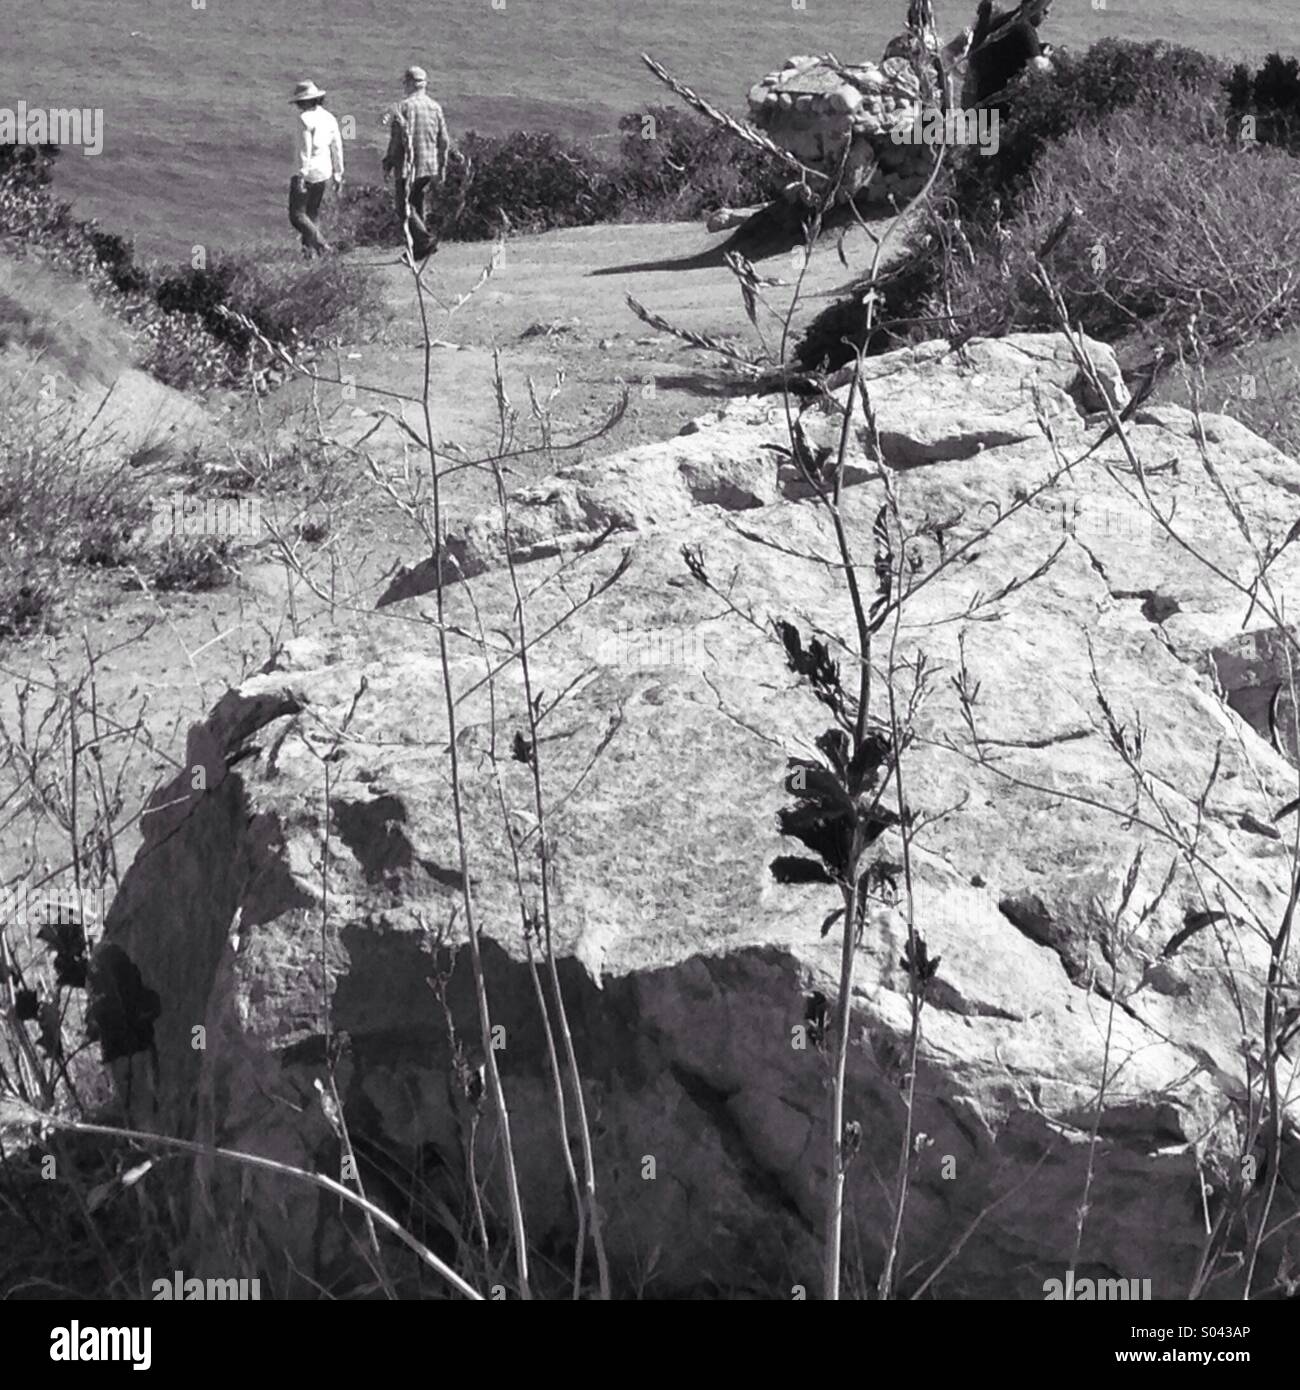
left=2, top=0, right=1295, bottom=259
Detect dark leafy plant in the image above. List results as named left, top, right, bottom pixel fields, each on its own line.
left=87, top=230, right=151, bottom=295
left=85, top=943, right=162, bottom=1065
left=36, top=919, right=89, bottom=990
left=0, top=140, right=58, bottom=191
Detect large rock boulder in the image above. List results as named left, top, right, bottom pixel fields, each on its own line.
left=92, top=332, right=1300, bottom=1298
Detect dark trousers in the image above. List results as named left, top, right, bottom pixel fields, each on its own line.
left=395, top=174, right=437, bottom=257
left=288, top=175, right=330, bottom=255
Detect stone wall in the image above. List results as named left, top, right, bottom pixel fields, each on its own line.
left=748, top=53, right=939, bottom=204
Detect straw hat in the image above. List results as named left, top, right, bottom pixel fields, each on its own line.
left=288, top=80, right=327, bottom=104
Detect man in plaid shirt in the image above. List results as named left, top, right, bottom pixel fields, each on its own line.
left=382, top=65, right=453, bottom=261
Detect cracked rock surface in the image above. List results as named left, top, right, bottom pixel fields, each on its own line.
left=379, top=333, right=1128, bottom=604
left=95, top=331, right=1300, bottom=1297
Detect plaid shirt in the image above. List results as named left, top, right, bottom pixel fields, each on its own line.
left=384, top=92, right=451, bottom=181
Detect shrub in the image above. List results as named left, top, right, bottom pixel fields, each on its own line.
left=100, top=242, right=378, bottom=391
left=1, top=162, right=380, bottom=393
left=0, top=378, right=142, bottom=634
left=795, top=238, right=946, bottom=373
left=87, top=229, right=151, bottom=296
left=796, top=39, right=1270, bottom=372
left=336, top=130, right=618, bottom=245
left=0, top=178, right=108, bottom=288
left=0, top=387, right=143, bottom=554
left=73, top=490, right=156, bottom=569
left=0, top=562, right=56, bottom=640
left=613, top=106, right=784, bottom=218
left=336, top=181, right=400, bottom=248
left=0, top=170, right=241, bottom=390
left=1227, top=52, right=1300, bottom=151
left=223, top=250, right=381, bottom=345
left=336, top=108, right=787, bottom=250
left=448, top=130, right=621, bottom=239
left=953, top=38, right=1230, bottom=217
left=138, top=309, right=244, bottom=390
left=917, top=107, right=1300, bottom=351
left=0, top=140, right=58, bottom=191
left=149, top=535, right=235, bottom=591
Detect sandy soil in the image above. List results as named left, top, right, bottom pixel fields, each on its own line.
left=276, top=213, right=879, bottom=457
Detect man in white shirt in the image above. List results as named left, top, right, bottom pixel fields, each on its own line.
left=287, top=79, right=344, bottom=257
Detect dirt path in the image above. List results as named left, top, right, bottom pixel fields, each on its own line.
left=268, top=212, right=885, bottom=458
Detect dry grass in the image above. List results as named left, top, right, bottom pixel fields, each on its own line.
left=0, top=360, right=246, bottom=638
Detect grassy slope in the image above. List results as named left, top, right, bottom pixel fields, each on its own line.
left=0, top=255, right=132, bottom=388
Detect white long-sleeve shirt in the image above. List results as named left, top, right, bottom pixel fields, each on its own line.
left=294, top=107, right=343, bottom=182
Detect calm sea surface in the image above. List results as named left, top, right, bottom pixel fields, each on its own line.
left=2, top=0, right=1295, bottom=258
